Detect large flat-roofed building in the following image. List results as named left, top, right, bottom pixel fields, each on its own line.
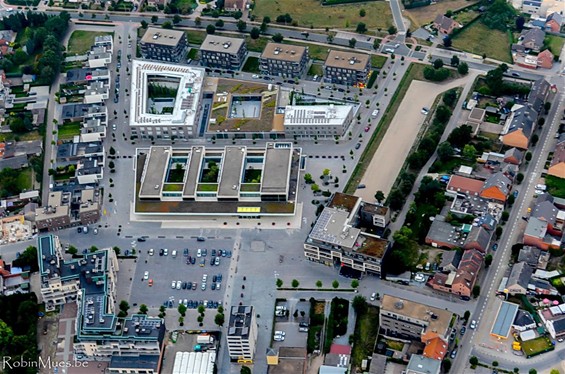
left=135, top=143, right=300, bottom=217
left=304, top=193, right=390, bottom=275
left=324, top=50, right=371, bottom=86
left=226, top=305, right=257, bottom=363
left=129, top=60, right=204, bottom=139
left=200, top=35, right=247, bottom=70
left=260, top=42, right=309, bottom=78
left=283, top=104, right=354, bottom=139
left=37, top=234, right=165, bottom=363
left=35, top=191, right=71, bottom=231
left=140, top=27, right=188, bottom=63
left=379, top=294, right=454, bottom=343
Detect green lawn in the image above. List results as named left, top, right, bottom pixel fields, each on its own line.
left=252, top=0, right=392, bottom=29
left=58, top=122, right=81, bottom=140
left=187, top=48, right=199, bottom=60
left=371, top=55, right=387, bottom=69
left=452, top=22, right=512, bottom=63
left=245, top=36, right=270, bottom=53
left=186, top=31, right=207, bottom=45
left=351, top=306, right=379, bottom=369
left=453, top=10, right=480, bottom=26
left=16, top=168, right=32, bottom=191
left=171, top=0, right=197, bottom=14
left=308, top=63, right=324, bottom=77
left=545, top=35, right=565, bottom=57
left=545, top=175, right=565, bottom=199
left=521, top=336, right=554, bottom=358
left=242, top=56, right=260, bottom=73
left=67, top=30, right=114, bottom=56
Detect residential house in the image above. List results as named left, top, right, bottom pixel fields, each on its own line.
left=519, top=28, right=545, bottom=52
left=531, top=197, right=562, bottom=236
left=446, top=175, right=484, bottom=197
left=480, top=172, right=512, bottom=203
left=537, top=49, right=554, bottom=69
left=527, top=79, right=550, bottom=113
left=548, top=139, right=565, bottom=179
left=501, top=104, right=537, bottom=150
left=406, top=355, right=441, bottom=374
left=433, top=15, right=461, bottom=35
left=545, top=12, right=564, bottom=32
left=224, top=0, right=246, bottom=11
left=422, top=336, right=448, bottom=360
left=0, top=30, right=15, bottom=57
left=512, top=310, right=537, bottom=331
left=88, top=45, right=112, bottom=68
left=518, top=246, right=542, bottom=268
left=538, top=303, right=565, bottom=340
left=504, top=148, right=523, bottom=165
left=523, top=216, right=561, bottom=250
left=428, top=249, right=483, bottom=298
left=506, top=261, right=533, bottom=295
left=439, top=250, right=462, bottom=273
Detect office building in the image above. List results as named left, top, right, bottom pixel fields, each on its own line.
left=324, top=50, right=371, bottom=86
left=283, top=104, right=354, bottom=139
left=260, top=42, right=309, bottom=78
left=226, top=305, right=257, bottom=363
left=140, top=27, right=188, bottom=63
left=200, top=35, right=247, bottom=70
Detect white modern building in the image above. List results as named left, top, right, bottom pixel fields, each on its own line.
left=226, top=305, right=257, bottom=363
left=283, top=104, right=355, bottom=139
left=129, top=60, right=205, bottom=140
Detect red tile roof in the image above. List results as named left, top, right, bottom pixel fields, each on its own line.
left=329, top=344, right=352, bottom=355
left=447, top=175, right=484, bottom=196
left=423, top=336, right=448, bottom=360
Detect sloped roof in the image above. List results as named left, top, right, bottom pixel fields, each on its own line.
left=434, top=15, right=458, bottom=31
left=532, top=200, right=558, bottom=224
left=507, top=105, right=537, bottom=139
left=524, top=216, right=548, bottom=239
left=507, top=262, right=533, bottom=289
left=549, top=141, right=565, bottom=178
left=440, top=250, right=462, bottom=269
left=518, top=246, right=541, bottom=267
left=513, top=309, right=535, bottom=327
left=483, top=172, right=512, bottom=196
left=504, top=148, right=523, bottom=163
left=547, top=12, right=564, bottom=26
left=422, top=336, right=448, bottom=360
left=520, top=28, right=545, bottom=48
left=447, top=175, right=484, bottom=195
left=527, top=79, right=550, bottom=112
left=464, top=227, right=491, bottom=251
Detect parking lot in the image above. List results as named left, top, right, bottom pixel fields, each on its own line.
left=130, top=238, right=235, bottom=310
left=272, top=299, right=310, bottom=348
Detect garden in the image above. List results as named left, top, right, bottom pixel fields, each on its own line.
left=351, top=297, right=379, bottom=369
left=67, top=30, right=114, bottom=56
left=521, top=336, right=554, bottom=358
left=307, top=298, right=326, bottom=353
left=324, top=297, right=349, bottom=353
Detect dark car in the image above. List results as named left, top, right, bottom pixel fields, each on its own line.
left=213, top=301, right=219, bottom=308
left=191, top=257, right=196, bottom=265
left=461, top=295, right=471, bottom=301
left=211, top=249, right=216, bottom=257
left=211, top=283, right=216, bottom=291
left=202, top=248, right=208, bottom=257
left=221, top=249, right=227, bottom=257
left=192, top=282, right=197, bottom=290
left=212, top=275, right=217, bottom=283
left=159, top=249, right=164, bottom=256
left=77, top=227, right=83, bottom=233
left=355, top=143, right=361, bottom=149
left=184, top=248, right=189, bottom=256
left=227, top=250, right=232, bottom=258
left=460, top=326, right=466, bottom=335
left=217, top=274, right=223, bottom=282
left=492, top=243, right=498, bottom=251
left=182, top=282, right=187, bottom=289
left=187, top=281, right=192, bottom=289
left=337, top=88, right=345, bottom=92
left=137, top=237, right=146, bottom=242
left=210, top=258, right=215, bottom=266
left=197, top=236, right=206, bottom=242
left=450, top=350, right=457, bottom=359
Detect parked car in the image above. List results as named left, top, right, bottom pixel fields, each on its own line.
left=143, top=271, right=149, bottom=280
left=370, top=293, right=376, bottom=301
left=149, top=248, right=154, bottom=256
left=470, top=320, right=477, bottom=329
left=355, top=143, right=361, bottom=149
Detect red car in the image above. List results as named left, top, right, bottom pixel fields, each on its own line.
left=364, top=127, right=370, bottom=132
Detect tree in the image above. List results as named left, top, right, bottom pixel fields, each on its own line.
left=437, top=142, right=454, bottom=161
left=349, top=38, right=357, bottom=48
left=538, top=117, right=546, bottom=128
left=492, top=361, right=499, bottom=367
left=332, top=280, right=339, bottom=289
left=151, top=15, right=158, bottom=23
left=529, top=370, right=537, bottom=374
left=263, top=16, right=271, bottom=23
left=482, top=0, right=516, bottom=31
left=485, top=254, right=493, bottom=268
left=276, top=278, right=283, bottom=287
left=206, top=24, right=216, bottom=34
left=544, top=101, right=552, bottom=114
left=322, top=168, right=331, bottom=177
left=445, top=9, right=453, bottom=17
left=119, top=300, right=130, bottom=313
left=109, top=146, right=116, bottom=155
left=356, top=22, right=367, bottom=34
left=469, top=356, right=479, bottom=366
left=443, top=36, right=452, bottom=48
left=525, top=151, right=532, bottom=162
left=173, top=14, right=182, bottom=24
left=516, top=172, right=524, bottom=184
left=359, top=8, right=366, bottom=17
left=516, top=16, right=525, bottom=31
left=464, top=310, right=471, bottom=321
left=215, top=19, right=224, bottom=28
left=374, top=190, right=385, bottom=203
left=447, top=125, right=473, bottom=148
left=291, top=279, right=300, bottom=288
left=443, top=89, right=458, bottom=107
left=327, top=34, right=334, bottom=44
left=304, top=173, right=314, bottom=184
left=472, top=285, right=480, bottom=298
left=272, top=33, right=284, bottom=43
left=352, top=295, right=367, bottom=314
left=450, top=55, right=459, bottom=67
left=12, top=245, right=39, bottom=272
left=178, top=303, right=187, bottom=316
left=501, top=211, right=510, bottom=222
left=260, top=21, right=268, bottom=33
left=198, top=305, right=205, bottom=314
left=241, top=366, right=252, bottom=374
left=373, top=39, right=380, bottom=50
left=462, top=144, right=477, bottom=160
left=139, top=304, right=148, bottom=314
left=550, top=370, right=560, bottom=374
left=316, top=280, right=322, bottom=288
left=0, top=319, right=14, bottom=348
left=113, top=246, right=121, bottom=256
left=508, top=194, right=515, bottom=206
left=140, top=20, right=148, bottom=29
left=531, top=134, right=539, bottom=146
left=311, top=184, right=320, bottom=192
left=195, top=17, right=201, bottom=26
left=162, top=21, right=172, bottom=29
left=388, top=25, right=397, bottom=35
left=214, top=313, right=225, bottom=326
left=496, top=226, right=503, bottom=238
left=160, top=305, right=166, bottom=314
left=433, top=59, right=444, bottom=69
left=250, top=27, right=260, bottom=39
left=351, top=279, right=359, bottom=289
left=236, top=20, right=247, bottom=31
left=68, top=245, right=78, bottom=255
left=457, top=62, right=469, bottom=75
left=443, top=358, right=452, bottom=373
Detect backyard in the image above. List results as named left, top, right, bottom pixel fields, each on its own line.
left=67, top=30, right=114, bottom=56
left=405, top=0, right=478, bottom=27
left=242, top=57, right=260, bottom=73
left=325, top=297, right=349, bottom=353
left=0, top=167, right=32, bottom=198
left=545, top=35, right=565, bottom=57
left=307, top=299, right=326, bottom=353
left=252, top=0, right=392, bottom=29
left=351, top=305, right=379, bottom=369
left=521, top=336, right=554, bottom=358
left=545, top=175, right=565, bottom=199
left=452, top=22, right=512, bottom=62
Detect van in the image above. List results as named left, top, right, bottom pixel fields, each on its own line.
left=172, top=250, right=177, bottom=257
left=372, top=109, right=380, bottom=118
left=535, top=184, right=547, bottom=191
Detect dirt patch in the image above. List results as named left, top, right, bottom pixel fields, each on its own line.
left=38, top=314, right=60, bottom=374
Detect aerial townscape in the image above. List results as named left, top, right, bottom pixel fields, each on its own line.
left=0, top=0, right=564, bottom=373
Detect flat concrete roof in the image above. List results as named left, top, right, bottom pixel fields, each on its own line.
left=141, top=27, right=185, bottom=46
left=325, top=50, right=370, bottom=71
left=218, top=146, right=246, bottom=197
left=261, top=42, right=307, bottom=62
left=201, top=35, right=245, bottom=54
left=139, top=146, right=170, bottom=198
left=491, top=301, right=519, bottom=339
left=261, top=142, right=291, bottom=194
left=309, top=207, right=360, bottom=248
left=183, top=146, right=204, bottom=197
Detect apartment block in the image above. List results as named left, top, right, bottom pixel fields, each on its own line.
left=226, top=305, right=257, bottom=363
left=200, top=35, right=247, bottom=70
left=283, top=104, right=354, bottom=139
left=260, top=42, right=309, bottom=78
left=323, top=50, right=371, bottom=86
left=140, top=28, right=188, bottom=63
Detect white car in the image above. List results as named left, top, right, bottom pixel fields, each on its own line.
left=171, top=281, right=176, bottom=289
left=273, top=335, right=285, bottom=342
left=163, top=248, right=168, bottom=256
left=274, top=331, right=286, bottom=336
left=149, top=248, right=154, bottom=256
left=370, top=292, right=376, bottom=301
left=385, top=48, right=395, bottom=53
left=176, top=281, right=181, bottom=290
left=197, top=248, right=202, bottom=257
left=112, top=124, right=117, bottom=131
left=252, top=74, right=259, bottom=79
left=414, top=273, right=426, bottom=282
left=421, top=107, right=430, bottom=114
left=143, top=271, right=149, bottom=280
left=470, top=320, right=477, bottom=329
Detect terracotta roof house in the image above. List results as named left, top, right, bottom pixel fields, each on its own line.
left=224, top=0, right=246, bottom=11
left=433, top=15, right=461, bottom=35
left=503, top=148, right=523, bottom=165
left=428, top=249, right=482, bottom=297
left=501, top=105, right=537, bottom=150
left=506, top=262, right=533, bottom=295
left=422, top=336, right=448, bottom=360
left=519, top=28, right=545, bottom=52
left=446, top=175, right=484, bottom=196
left=548, top=140, right=565, bottom=179
left=439, top=250, right=462, bottom=273
left=545, top=12, right=564, bottom=32
left=480, top=172, right=512, bottom=202
left=527, top=79, right=550, bottom=113
left=537, top=49, right=554, bottom=69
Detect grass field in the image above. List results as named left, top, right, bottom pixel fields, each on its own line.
left=351, top=305, right=379, bottom=369
left=545, top=35, right=565, bottom=57
left=187, top=48, right=199, bottom=60
left=16, top=168, right=32, bottom=191
left=452, top=22, right=511, bottom=63
left=545, top=175, right=565, bottom=199
left=58, top=122, right=81, bottom=140
left=308, top=63, right=324, bottom=77
left=521, top=336, right=554, bottom=358
left=252, top=0, right=392, bottom=29
left=405, top=0, right=478, bottom=28
left=242, top=56, right=260, bottom=73
left=371, top=55, right=387, bottom=69
left=344, top=63, right=426, bottom=194
left=186, top=30, right=207, bottom=45
left=67, top=30, right=113, bottom=55
left=453, top=9, right=480, bottom=25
